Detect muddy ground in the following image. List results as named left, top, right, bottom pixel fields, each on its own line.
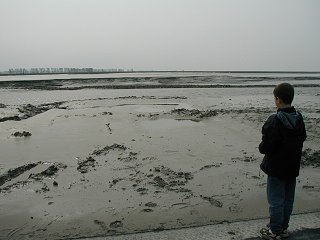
left=0, top=84, right=319, bottom=240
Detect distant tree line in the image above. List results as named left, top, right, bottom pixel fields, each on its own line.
left=0, top=68, right=134, bottom=75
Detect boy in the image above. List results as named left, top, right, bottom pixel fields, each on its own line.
left=259, top=83, right=306, bottom=240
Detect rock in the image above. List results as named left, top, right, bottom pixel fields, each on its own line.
left=102, top=112, right=113, bottom=115
left=53, top=181, right=58, bottom=187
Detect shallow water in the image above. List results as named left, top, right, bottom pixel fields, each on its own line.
left=141, top=119, right=205, bottom=131
left=1, top=71, right=320, bottom=82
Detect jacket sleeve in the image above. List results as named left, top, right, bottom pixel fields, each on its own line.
left=300, top=113, right=307, bottom=142
left=259, top=115, right=282, bottom=154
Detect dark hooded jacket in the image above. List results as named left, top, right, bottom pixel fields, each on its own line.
left=259, top=106, right=306, bottom=179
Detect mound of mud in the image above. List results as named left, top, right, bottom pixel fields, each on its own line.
left=0, top=162, right=67, bottom=193
left=0, top=163, right=38, bottom=186
left=30, top=163, right=67, bottom=180
left=0, top=116, right=21, bottom=122
left=77, top=157, right=96, bottom=173
left=171, top=108, right=218, bottom=119
left=92, top=144, right=127, bottom=156
left=18, top=102, right=64, bottom=119
left=0, top=102, right=65, bottom=123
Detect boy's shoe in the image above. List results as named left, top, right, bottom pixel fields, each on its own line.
left=280, top=229, right=289, bottom=238
left=260, top=227, right=282, bottom=240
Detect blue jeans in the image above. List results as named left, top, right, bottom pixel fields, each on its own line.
left=267, top=176, right=296, bottom=234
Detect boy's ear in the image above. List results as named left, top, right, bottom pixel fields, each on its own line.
left=278, top=97, right=284, bottom=104
left=275, top=96, right=282, bottom=103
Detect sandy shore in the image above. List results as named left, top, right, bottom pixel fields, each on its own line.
left=0, top=82, right=319, bottom=239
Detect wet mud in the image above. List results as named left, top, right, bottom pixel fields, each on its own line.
left=0, top=83, right=319, bottom=240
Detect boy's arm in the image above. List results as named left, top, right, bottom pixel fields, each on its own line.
left=259, top=115, right=281, bottom=154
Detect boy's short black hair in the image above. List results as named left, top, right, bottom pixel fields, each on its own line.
left=273, top=83, right=294, bottom=104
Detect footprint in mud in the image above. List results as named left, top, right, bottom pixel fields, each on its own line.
left=141, top=208, right=153, bottom=212
left=228, top=204, right=243, bottom=213
left=109, top=220, right=123, bottom=228
left=118, top=152, right=138, bottom=162
left=200, top=195, right=223, bottom=208
left=136, top=187, right=148, bottom=195
left=145, top=202, right=157, bottom=208
left=302, top=185, right=315, bottom=190
left=94, top=220, right=107, bottom=230
left=105, top=123, right=112, bottom=134
left=109, top=178, right=124, bottom=188
left=199, top=164, right=221, bottom=171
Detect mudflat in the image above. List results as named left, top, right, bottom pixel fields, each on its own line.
left=0, top=76, right=319, bottom=239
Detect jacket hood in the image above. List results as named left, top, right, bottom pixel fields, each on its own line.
left=276, top=107, right=302, bottom=130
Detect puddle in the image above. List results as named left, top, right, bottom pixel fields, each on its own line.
left=134, top=105, right=166, bottom=113
left=141, top=119, right=204, bottom=131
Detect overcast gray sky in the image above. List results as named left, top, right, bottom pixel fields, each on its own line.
left=0, top=0, right=319, bottom=71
